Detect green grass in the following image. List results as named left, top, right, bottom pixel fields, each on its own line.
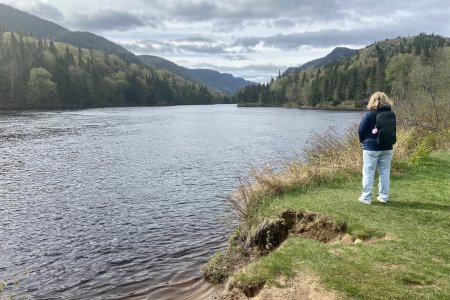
left=231, top=152, right=450, bottom=299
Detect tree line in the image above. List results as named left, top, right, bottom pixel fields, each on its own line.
left=0, top=30, right=230, bottom=109
left=235, top=34, right=449, bottom=111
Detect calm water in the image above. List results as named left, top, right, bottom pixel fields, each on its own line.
left=0, top=105, right=361, bottom=299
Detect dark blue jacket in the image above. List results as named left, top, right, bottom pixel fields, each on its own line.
left=358, top=105, right=393, bottom=151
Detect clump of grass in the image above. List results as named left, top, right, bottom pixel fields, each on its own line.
left=201, top=252, right=229, bottom=284
left=202, top=228, right=261, bottom=284
left=303, top=125, right=362, bottom=172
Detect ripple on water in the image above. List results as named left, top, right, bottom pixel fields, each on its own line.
left=0, top=106, right=361, bottom=299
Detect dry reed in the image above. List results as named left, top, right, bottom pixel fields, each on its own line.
left=227, top=124, right=449, bottom=223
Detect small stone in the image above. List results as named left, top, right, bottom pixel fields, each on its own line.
left=340, top=234, right=354, bottom=244
left=354, top=239, right=362, bottom=244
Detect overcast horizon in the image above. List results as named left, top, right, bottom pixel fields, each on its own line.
left=5, top=0, right=450, bottom=82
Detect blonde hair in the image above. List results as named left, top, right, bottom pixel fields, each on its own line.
left=367, top=92, right=393, bottom=110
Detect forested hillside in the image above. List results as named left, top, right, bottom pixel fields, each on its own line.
left=236, top=34, right=450, bottom=110
left=0, top=31, right=229, bottom=109
left=0, top=3, right=139, bottom=64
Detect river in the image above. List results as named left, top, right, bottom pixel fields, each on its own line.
left=0, top=105, right=361, bottom=299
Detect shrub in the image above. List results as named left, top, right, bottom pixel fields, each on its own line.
left=386, top=49, right=450, bottom=131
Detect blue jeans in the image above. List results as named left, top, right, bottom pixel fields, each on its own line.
left=361, top=150, right=393, bottom=201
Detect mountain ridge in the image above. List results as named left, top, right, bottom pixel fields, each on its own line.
left=0, top=3, right=139, bottom=64
left=284, top=47, right=356, bottom=75
left=140, top=55, right=255, bottom=94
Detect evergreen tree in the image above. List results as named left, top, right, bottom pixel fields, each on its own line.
left=26, top=67, right=58, bottom=107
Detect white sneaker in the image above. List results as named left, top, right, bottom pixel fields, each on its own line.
left=358, top=196, right=371, bottom=204
left=377, top=196, right=388, bottom=203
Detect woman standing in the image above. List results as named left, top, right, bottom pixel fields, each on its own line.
left=358, top=92, right=396, bottom=204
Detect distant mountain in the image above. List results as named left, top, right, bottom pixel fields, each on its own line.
left=140, top=55, right=255, bottom=94
left=0, top=3, right=139, bottom=64
left=284, top=47, right=356, bottom=75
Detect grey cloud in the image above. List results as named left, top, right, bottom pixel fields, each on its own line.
left=21, top=1, right=64, bottom=22
left=173, top=36, right=216, bottom=43
left=120, top=41, right=169, bottom=54
left=121, top=4, right=450, bottom=57
left=162, top=0, right=219, bottom=21
left=121, top=37, right=255, bottom=56
left=340, top=0, right=445, bottom=16
left=146, top=0, right=343, bottom=30
left=154, top=0, right=351, bottom=30
left=234, top=29, right=386, bottom=49
left=222, top=54, right=251, bottom=61
left=271, top=18, right=297, bottom=29
left=177, top=43, right=232, bottom=54
left=234, top=12, right=450, bottom=51
left=69, top=9, right=158, bottom=31
left=143, top=0, right=449, bottom=33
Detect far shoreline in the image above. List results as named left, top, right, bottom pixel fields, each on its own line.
left=237, top=102, right=365, bottom=112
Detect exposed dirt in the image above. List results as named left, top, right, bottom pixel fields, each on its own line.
left=282, top=210, right=347, bottom=243
left=245, top=218, right=289, bottom=253
left=219, top=272, right=339, bottom=300
left=228, top=281, right=266, bottom=298
left=211, top=210, right=388, bottom=299
left=245, top=210, right=347, bottom=255
left=252, top=272, right=339, bottom=300
left=219, top=210, right=347, bottom=298
left=220, top=287, right=248, bottom=300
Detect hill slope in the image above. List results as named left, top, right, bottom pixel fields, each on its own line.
left=0, top=3, right=68, bottom=38
left=140, top=55, right=255, bottom=94
left=284, top=47, right=356, bottom=74
left=0, top=3, right=139, bottom=64
left=235, top=34, right=450, bottom=108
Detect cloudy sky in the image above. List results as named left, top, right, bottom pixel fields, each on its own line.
left=5, top=0, right=450, bottom=82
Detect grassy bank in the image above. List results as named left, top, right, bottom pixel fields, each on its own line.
left=230, top=151, right=450, bottom=299
left=203, top=127, right=450, bottom=299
